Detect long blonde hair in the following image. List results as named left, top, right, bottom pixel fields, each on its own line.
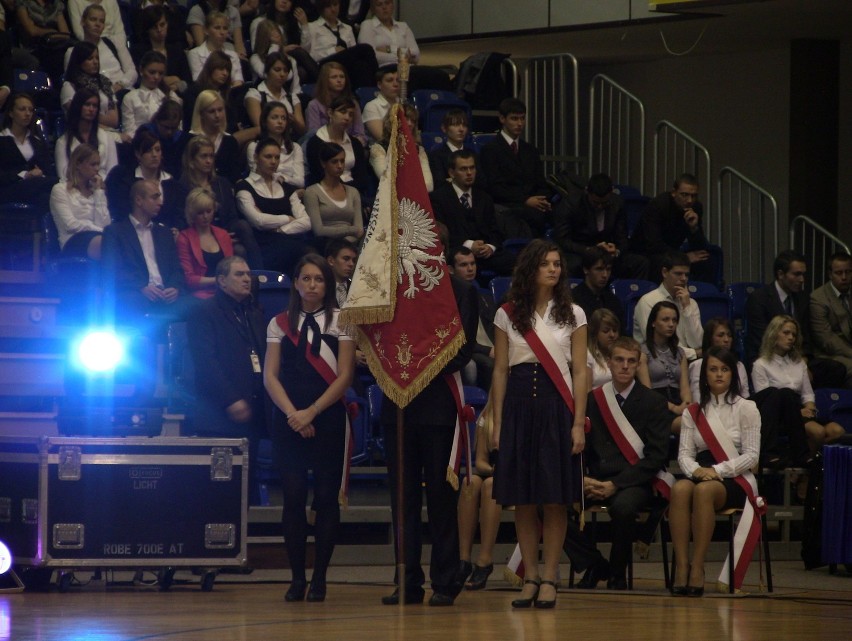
left=759, top=314, right=803, bottom=362
left=66, top=143, right=99, bottom=190
left=190, top=89, right=226, bottom=135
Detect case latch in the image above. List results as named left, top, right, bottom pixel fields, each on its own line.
left=210, top=448, right=233, bottom=481
left=58, top=446, right=82, bottom=481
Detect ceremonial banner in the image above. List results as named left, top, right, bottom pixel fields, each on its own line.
left=340, top=105, right=464, bottom=408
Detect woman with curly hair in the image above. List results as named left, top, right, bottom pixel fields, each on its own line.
left=491, top=238, right=588, bottom=609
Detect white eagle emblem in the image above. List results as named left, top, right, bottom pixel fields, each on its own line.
left=397, top=197, right=445, bottom=299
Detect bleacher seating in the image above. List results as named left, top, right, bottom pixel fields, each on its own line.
left=489, top=276, right=511, bottom=305
left=410, top=89, right=472, bottom=135
left=252, top=270, right=290, bottom=325
left=614, top=184, right=650, bottom=238
left=610, top=278, right=656, bottom=335
left=355, top=86, right=379, bottom=111
left=688, top=281, right=729, bottom=322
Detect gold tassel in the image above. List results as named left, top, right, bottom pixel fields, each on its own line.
left=503, top=567, right=523, bottom=587
left=446, top=466, right=459, bottom=491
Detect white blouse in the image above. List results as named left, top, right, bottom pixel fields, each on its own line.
left=751, top=353, right=814, bottom=404
left=688, top=359, right=750, bottom=402
left=246, top=140, right=305, bottom=188
left=494, top=301, right=587, bottom=368
left=235, top=172, right=310, bottom=235
left=49, top=183, right=111, bottom=249
left=55, top=129, right=118, bottom=182
left=266, top=308, right=353, bottom=344
left=121, top=87, right=180, bottom=136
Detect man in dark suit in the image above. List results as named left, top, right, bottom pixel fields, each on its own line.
left=450, top=246, right=495, bottom=390
left=810, top=252, right=852, bottom=387
left=570, top=247, right=625, bottom=330
left=745, top=249, right=845, bottom=387
left=552, top=173, right=648, bottom=279
left=629, top=173, right=719, bottom=284
left=431, top=149, right=514, bottom=284
left=564, top=337, right=670, bottom=590
left=380, top=275, right=478, bottom=607
left=479, top=97, right=553, bottom=238
left=186, top=256, right=268, bottom=503
left=101, top=179, right=185, bottom=322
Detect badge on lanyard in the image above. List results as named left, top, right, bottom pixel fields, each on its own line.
left=250, top=351, right=261, bottom=373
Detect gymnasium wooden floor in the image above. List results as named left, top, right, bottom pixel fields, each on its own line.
left=3, top=563, right=851, bottom=641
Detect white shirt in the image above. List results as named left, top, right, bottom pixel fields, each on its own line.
left=369, top=143, right=432, bottom=192
left=266, top=308, right=352, bottom=344
left=235, top=172, right=310, bottom=234
left=121, top=87, right=180, bottom=136
left=49, top=182, right=111, bottom=249
left=751, top=353, right=815, bottom=404
left=362, top=93, right=392, bottom=124
left=678, top=395, right=761, bottom=479
left=301, top=18, right=356, bottom=62
left=0, top=128, right=35, bottom=176
left=246, top=140, right=305, bottom=188
left=357, top=16, right=419, bottom=66
left=245, top=79, right=299, bottom=116
left=633, top=283, right=704, bottom=361
left=63, top=38, right=137, bottom=90
left=129, top=213, right=163, bottom=287
left=68, top=0, right=127, bottom=43
left=689, top=358, right=750, bottom=402
left=187, top=4, right=241, bottom=38
left=55, top=129, right=118, bottom=182
left=494, top=301, right=587, bottom=368
left=187, top=44, right=244, bottom=83
left=587, top=353, right=612, bottom=390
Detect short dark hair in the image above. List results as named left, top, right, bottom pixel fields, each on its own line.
left=442, top=108, right=468, bottom=128
left=773, top=249, right=807, bottom=279
left=827, top=251, right=852, bottom=272
left=700, top=317, right=733, bottom=354
left=375, top=65, right=397, bottom=82
left=661, top=251, right=690, bottom=272
left=448, top=149, right=476, bottom=170
left=326, top=238, right=358, bottom=259
left=318, top=141, right=345, bottom=164
left=328, top=95, right=357, bottom=113
left=451, top=246, right=474, bottom=265
left=581, top=246, right=613, bottom=271
left=587, top=173, right=613, bottom=197
left=132, top=127, right=160, bottom=156
left=673, top=173, right=699, bottom=190
left=498, top=97, right=526, bottom=117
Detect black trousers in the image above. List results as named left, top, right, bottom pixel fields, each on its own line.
left=383, top=419, right=462, bottom=597
left=751, top=386, right=809, bottom=464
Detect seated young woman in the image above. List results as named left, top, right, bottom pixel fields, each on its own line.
left=637, top=300, right=692, bottom=434
left=235, top=137, right=313, bottom=275
left=586, top=308, right=620, bottom=390
left=49, top=143, right=110, bottom=260
left=55, top=89, right=119, bottom=182
left=105, top=127, right=178, bottom=225
left=187, top=10, right=245, bottom=85
left=121, top=51, right=182, bottom=138
left=187, top=0, right=248, bottom=61
left=246, top=101, right=304, bottom=190
left=0, top=93, right=58, bottom=213
left=305, top=62, right=365, bottom=144
left=60, top=42, right=121, bottom=134
left=688, top=317, right=750, bottom=402
left=130, top=4, right=191, bottom=95
left=249, top=0, right=318, bottom=83
left=65, top=5, right=137, bottom=95
left=245, top=50, right=306, bottom=137
left=177, top=187, right=235, bottom=299
left=188, top=89, right=242, bottom=185
left=304, top=96, right=368, bottom=192
left=368, top=104, right=433, bottom=191
left=303, top=141, right=362, bottom=254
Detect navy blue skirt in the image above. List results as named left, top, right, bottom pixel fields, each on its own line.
left=493, top=363, right=578, bottom=506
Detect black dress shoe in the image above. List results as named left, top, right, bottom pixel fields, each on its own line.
left=306, top=579, right=326, bottom=602
left=457, top=560, right=473, bottom=584
left=686, top=585, right=704, bottom=597
left=534, top=580, right=558, bottom=609
left=671, top=585, right=689, bottom=596
left=381, top=589, right=425, bottom=605
left=511, top=579, right=540, bottom=608
left=466, top=563, right=494, bottom=591
left=606, top=577, right=628, bottom=591
left=428, top=592, right=455, bottom=607
left=285, top=579, right=307, bottom=602
left=575, top=561, right=611, bottom=589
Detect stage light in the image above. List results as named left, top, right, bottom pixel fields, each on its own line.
left=77, top=331, right=124, bottom=373
left=0, top=542, right=10, bottom=575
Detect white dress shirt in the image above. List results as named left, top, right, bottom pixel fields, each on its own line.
left=68, top=0, right=127, bottom=43
left=55, top=129, right=119, bottom=182
left=494, top=301, right=588, bottom=368
left=235, top=172, right=310, bottom=234
left=244, top=79, right=299, bottom=116
left=362, top=93, right=391, bottom=124
left=121, top=87, right=180, bottom=136
left=246, top=140, right=305, bottom=188
left=357, top=16, right=419, bottom=66
left=633, top=283, right=704, bottom=360
left=49, top=183, right=111, bottom=249
left=129, top=213, right=164, bottom=287
left=187, top=44, right=244, bottom=83
left=301, top=18, right=356, bottom=62
left=751, top=353, right=815, bottom=404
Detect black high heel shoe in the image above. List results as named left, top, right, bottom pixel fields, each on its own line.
left=466, top=563, right=493, bottom=591
left=285, top=579, right=307, bottom=602
left=686, top=568, right=705, bottom=597
left=671, top=564, right=690, bottom=596
left=534, top=580, right=558, bottom=609
left=306, top=578, right=327, bottom=602
left=511, top=578, right=540, bottom=608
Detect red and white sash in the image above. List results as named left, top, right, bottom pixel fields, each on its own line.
left=593, top=383, right=675, bottom=500
left=276, top=312, right=356, bottom=507
left=445, top=371, right=475, bottom=490
left=688, top=403, right=766, bottom=590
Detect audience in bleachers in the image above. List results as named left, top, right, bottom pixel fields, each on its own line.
left=66, top=5, right=137, bottom=94
left=188, top=89, right=241, bottom=184
left=427, top=108, right=480, bottom=191
left=552, top=173, right=648, bottom=280
left=637, top=300, right=692, bottom=434
left=304, top=95, right=368, bottom=190
left=362, top=66, right=398, bottom=142
left=586, top=308, right=619, bottom=390
left=0, top=92, right=57, bottom=213
left=15, top=0, right=72, bottom=80
left=245, top=51, right=305, bottom=136
left=249, top=0, right=319, bottom=83
left=143, top=99, right=189, bottom=178
left=808, top=251, right=852, bottom=388
left=235, top=137, right=312, bottom=274
left=357, top=0, right=418, bottom=67
left=49, top=142, right=110, bottom=259
left=130, top=5, right=191, bottom=94
left=572, top=248, right=625, bottom=333
left=61, top=42, right=121, bottom=133
left=177, top=187, right=235, bottom=299
left=305, top=61, right=366, bottom=144
left=68, top=0, right=126, bottom=43
left=246, top=100, right=304, bottom=189
left=633, top=251, right=703, bottom=361
left=122, top=51, right=181, bottom=138
left=187, top=0, right=247, bottom=61
left=55, top=89, right=119, bottom=181
left=688, top=317, right=749, bottom=403
left=187, top=10, right=245, bottom=85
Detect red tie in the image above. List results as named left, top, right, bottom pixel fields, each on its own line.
left=510, top=140, right=518, bottom=155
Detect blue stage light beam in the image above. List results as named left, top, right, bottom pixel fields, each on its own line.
left=77, top=331, right=125, bottom=373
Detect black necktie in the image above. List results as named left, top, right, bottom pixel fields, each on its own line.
left=615, top=393, right=625, bottom=407
left=460, top=192, right=471, bottom=209
left=783, top=296, right=793, bottom=316
left=324, top=23, right=347, bottom=49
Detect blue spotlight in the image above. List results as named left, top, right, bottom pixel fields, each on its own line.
left=77, top=331, right=124, bottom=373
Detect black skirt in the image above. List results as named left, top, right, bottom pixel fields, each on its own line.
left=695, top=449, right=748, bottom=509
left=493, top=363, right=578, bottom=506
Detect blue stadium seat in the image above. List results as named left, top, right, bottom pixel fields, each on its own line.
left=489, top=276, right=511, bottom=305
left=727, top=281, right=763, bottom=360
left=355, top=86, right=379, bottom=111
left=345, top=387, right=370, bottom=466
left=614, top=184, right=650, bottom=238
left=688, top=282, right=729, bottom=323
left=300, top=83, right=316, bottom=99
left=422, top=131, right=445, bottom=149
left=610, top=279, right=656, bottom=335
left=471, top=132, right=497, bottom=153
left=502, top=237, right=531, bottom=256
left=815, top=388, right=852, bottom=422
left=410, top=89, right=472, bottom=134
left=252, top=270, right=291, bottom=325
left=13, top=69, right=51, bottom=94
left=569, top=278, right=582, bottom=289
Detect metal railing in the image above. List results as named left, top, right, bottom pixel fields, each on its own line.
left=789, top=216, right=851, bottom=292
left=653, top=121, right=712, bottom=216
left=717, top=167, right=779, bottom=285
left=588, top=74, right=645, bottom=190
left=521, top=53, right=581, bottom=177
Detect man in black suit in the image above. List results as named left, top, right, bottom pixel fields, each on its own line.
left=431, top=149, right=514, bottom=284
left=552, top=173, right=648, bottom=279
left=565, top=337, right=670, bottom=590
left=450, top=246, right=495, bottom=390
left=570, top=247, right=625, bottom=330
left=186, top=256, right=268, bottom=503
left=629, top=173, right=719, bottom=284
left=380, top=275, right=479, bottom=607
left=480, top=97, right=553, bottom=238
left=745, top=249, right=845, bottom=387
left=102, top=179, right=185, bottom=322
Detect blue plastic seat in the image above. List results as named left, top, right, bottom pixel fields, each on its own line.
left=489, top=276, right=511, bottom=305
left=252, top=270, right=291, bottom=325
left=367, top=384, right=385, bottom=460
left=355, top=86, right=378, bottom=111
left=13, top=69, right=51, bottom=94
left=814, top=388, right=852, bottom=422
left=614, top=184, right=650, bottom=238
left=410, top=89, right=472, bottom=134
left=688, top=282, right=729, bottom=323
left=610, top=279, right=657, bottom=335
left=471, top=132, right=497, bottom=153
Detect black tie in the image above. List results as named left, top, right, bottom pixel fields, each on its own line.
left=323, top=23, right=348, bottom=49
left=460, top=192, right=471, bottom=209
left=615, top=393, right=625, bottom=407
left=783, top=296, right=793, bottom=316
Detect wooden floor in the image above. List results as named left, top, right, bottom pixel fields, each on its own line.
left=3, top=566, right=852, bottom=641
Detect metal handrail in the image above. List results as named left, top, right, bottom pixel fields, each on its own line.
left=588, top=74, right=645, bottom=190
left=789, top=216, right=851, bottom=291
left=717, top=166, right=779, bottom=284
left=653, top=120, right=712, bottom=218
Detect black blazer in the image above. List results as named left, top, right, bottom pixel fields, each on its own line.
left=187, top=289, right=267, bottom=435
left=427, top=142, right=485, bottom=190
left=629, top=191, right=710, bottom=257
left=552, top=190, right=629, bottom=256
left=584, top=382, right=670, bottom=488
left=102, top=216, right=185, bottom=294
left=745, top=282, right=810, bottom=363
left=430, top=182, right=504, bottom=251
left=105, top=165, right=180, bottom=226
left=0, top=134, right=57, bottom=185
left=165, top=176, right=238, bottom=233
left=382, top=275, right=479, bottom=426
left=479, top=135, right=549, bottom=206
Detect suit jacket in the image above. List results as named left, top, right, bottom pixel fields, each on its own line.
left=552, top=190, right=629, bottom=256
left=176, top=225, right=235, bottom=297
left=0, top=134, right=57, bottom=185
left=479, top=135, right=549, bottom=206
left=629, top=191, right=709, bottom=257
left=382, top=275, right=479, bottom=426
left=571, top=281, right=625, bottom=330
left=430, top=182, right=504, bottom=250
left=745, top=282, right=810, bottom=364
left=810, top=283, right=852, bottom=360
left=102, top=216, right=185, bottom=295
left=585, top=382, right=670, bottom=489
left=427, top=142, right=485, bottom=190
left=187, top=289, right=267, bottom=435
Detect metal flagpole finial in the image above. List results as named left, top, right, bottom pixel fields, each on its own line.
left=398, top=47, right=410, bottom=104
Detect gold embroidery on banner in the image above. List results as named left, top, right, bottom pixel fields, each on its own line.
left=395, top=333, right=413, bottom=380
left=417, top=316, right=460, bottom=367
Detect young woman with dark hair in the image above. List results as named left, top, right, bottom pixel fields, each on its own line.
left=246, top=101, right=304, bottom=189
left=55, top=88, right=119, bottom=181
